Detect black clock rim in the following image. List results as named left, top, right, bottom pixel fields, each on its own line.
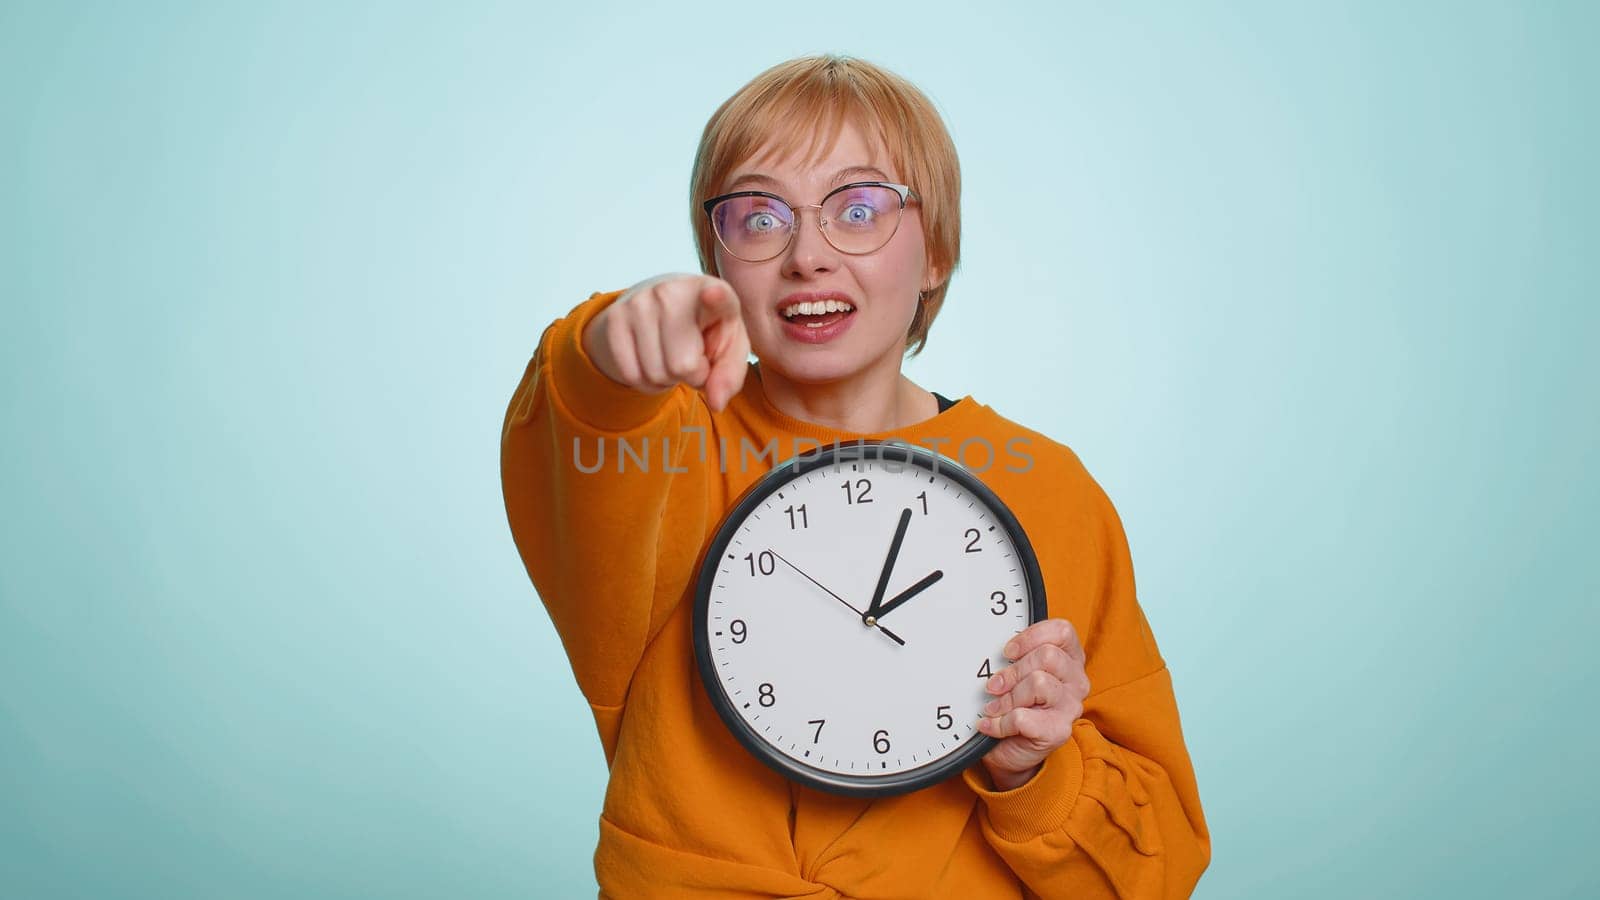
left=691, top=439, right=1049, bottom=799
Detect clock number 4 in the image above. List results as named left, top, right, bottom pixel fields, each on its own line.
left=840, top=478, right=873, bottom=504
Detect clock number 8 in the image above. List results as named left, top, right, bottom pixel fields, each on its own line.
left=758, top=683, right=776, bottom=707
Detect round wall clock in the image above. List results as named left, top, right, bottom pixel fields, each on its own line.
left=692, top=440, right=1047, bottom=797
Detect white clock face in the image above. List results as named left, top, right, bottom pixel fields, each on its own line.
left=695, top=443, right=1044, bottom=796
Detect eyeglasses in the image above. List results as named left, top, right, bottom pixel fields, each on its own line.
left=702, top=182, right=920, bottom=263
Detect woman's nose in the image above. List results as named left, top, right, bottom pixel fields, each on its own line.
left=782, top=206, right=839, bottom=277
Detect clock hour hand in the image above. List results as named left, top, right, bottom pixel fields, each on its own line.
left=873, top=569, right=944, bottom=619
left=767, top=548, right=907, bottom=646
left=865, top=507, right=914, bottom=620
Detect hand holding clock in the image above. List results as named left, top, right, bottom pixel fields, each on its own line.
left=975, top=618, right=1091, bottom=791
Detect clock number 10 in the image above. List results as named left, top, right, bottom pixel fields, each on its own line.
left=744, top=551, right=775, bottom=576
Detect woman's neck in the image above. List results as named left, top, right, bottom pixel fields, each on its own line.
left=754, top=359, right=937, bottom=434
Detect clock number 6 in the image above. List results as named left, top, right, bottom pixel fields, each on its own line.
left=873, top=729, right=891, bottom=754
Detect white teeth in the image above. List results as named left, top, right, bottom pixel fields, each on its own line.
left=781, top=298, right=855, bottom=318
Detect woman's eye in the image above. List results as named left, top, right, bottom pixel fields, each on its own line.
left=743, top=211, right=782, bottom=233
left=841, top=204, right=876, bottom=224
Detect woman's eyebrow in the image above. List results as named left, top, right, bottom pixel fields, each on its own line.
left=725, top=165, right=891, bottom=193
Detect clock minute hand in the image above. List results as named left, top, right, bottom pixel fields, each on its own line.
left=874, top=570, right=945, bottom=619
left=866, top=507, right=914, bottom=619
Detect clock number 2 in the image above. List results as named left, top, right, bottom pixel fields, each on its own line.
left=840, top=478, right=873, bottom=504
left=964, top=528, right=982, bottom=553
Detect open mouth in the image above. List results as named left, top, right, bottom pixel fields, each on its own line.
left=779, top=298, right=856, bottom=328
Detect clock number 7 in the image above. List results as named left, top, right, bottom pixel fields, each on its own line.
left=808, top=719, right=825, bottom=743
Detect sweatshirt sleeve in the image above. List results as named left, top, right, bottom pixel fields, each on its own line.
left=499, top=289, right=713, bottom=758
left=960, top=473, right=1211, bottom=898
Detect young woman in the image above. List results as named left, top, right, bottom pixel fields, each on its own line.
left=502, top=55, right=1210, bottom=898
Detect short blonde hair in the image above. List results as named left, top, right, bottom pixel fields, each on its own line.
left=690, top=55, right=961, bottom=358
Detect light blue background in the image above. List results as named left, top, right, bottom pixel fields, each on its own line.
left=3, top=2, right=1595, bottom=897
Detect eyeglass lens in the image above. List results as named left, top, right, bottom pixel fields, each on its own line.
left=712, top=185, right=904, bottom=261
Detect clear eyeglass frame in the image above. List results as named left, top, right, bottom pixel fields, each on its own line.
left=701, top=181, right=921, bottom=263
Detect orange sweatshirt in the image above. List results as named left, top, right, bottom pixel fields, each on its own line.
left=501, top=290, right=1211, bottom=898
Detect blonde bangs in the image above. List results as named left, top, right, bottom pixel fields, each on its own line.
left=690, top=56, right=961, bottom=357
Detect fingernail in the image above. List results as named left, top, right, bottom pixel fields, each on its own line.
left=987, top=674, right=1003, bottom=692
left=983, top=700, right=999, bottom=716
left=1003, top=642, right=1019, bottom=659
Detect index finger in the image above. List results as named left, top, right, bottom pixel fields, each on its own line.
left=1003, top=617, right=1085, bottom=665
left=695, top=278, right=742, bottom=328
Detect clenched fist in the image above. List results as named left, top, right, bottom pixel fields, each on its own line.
left=581, top=273, right=752, bottom=413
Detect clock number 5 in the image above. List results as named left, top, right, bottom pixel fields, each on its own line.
left=936, top=706, right=953, bottom=730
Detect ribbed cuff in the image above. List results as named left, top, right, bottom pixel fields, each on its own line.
left=962, top=730, right=1085, bottom=842
left=548, top=289, right=681, bottom=433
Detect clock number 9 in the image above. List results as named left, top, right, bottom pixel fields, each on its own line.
left=873, top=729, right=891, bottom=754
left=990, top=590, right=1007, bottom=615
left=936, top=706, right=953, bottom=730
left=758, top=683, right=776, bottom=707
left=840, top=478, right=873, bottom=504
left=730, top=619, right=747, bottom=643
left=744, top=551, right=775, bottom=576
